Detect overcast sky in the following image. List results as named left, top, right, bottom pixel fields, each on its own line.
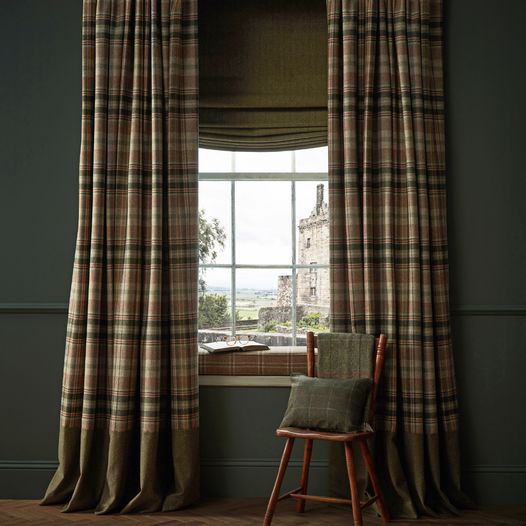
left=199, top=147, right=328, bottom=290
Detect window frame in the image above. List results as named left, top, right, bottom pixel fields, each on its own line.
left=199, top=150, right=329, bottom=346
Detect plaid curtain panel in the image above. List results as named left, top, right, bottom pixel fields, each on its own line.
left=327, top=0, right=472, bottom=517
left=41, top=0, right=199, bottom=514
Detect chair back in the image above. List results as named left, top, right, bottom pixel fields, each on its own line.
left=305, top=331, right=387, bottom=424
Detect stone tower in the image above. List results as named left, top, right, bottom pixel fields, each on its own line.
left=297, top=184, right=329, bottom=311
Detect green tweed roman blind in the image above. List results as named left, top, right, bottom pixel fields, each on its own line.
left=199, top=0, right=328, bottom=151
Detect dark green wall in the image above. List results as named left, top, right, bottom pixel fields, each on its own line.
left=0, top=0, right=80, bottom=497
left=445, top=0, right=526, bottom=504
left=1, top=0, right=525, bottom=505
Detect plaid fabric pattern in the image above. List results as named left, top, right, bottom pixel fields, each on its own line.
left=317, top=332, right=375, bottom=379
left=317, top=332, right=376, bottom=425
left=328, top=0, right=458, bottom=435
left=280, top=375, right=372, bottom=432
left=61, top=0, right=199, bottom=434
left=198, top=347, right=309, bottom=376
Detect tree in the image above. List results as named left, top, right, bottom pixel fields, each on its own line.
left=199, top=294, right=229, bottom=329
left=198, top=211, right=228, bottom=329
left=199, top=209, right=226, bottom=294
left=299, top=312, right=321, bottom=328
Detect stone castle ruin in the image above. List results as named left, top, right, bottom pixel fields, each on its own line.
left=259, top=184, right=329, bottom=328
left=296, top=183, right=329, bottom=312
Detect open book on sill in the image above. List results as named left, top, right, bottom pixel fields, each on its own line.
left=200, top=341, right=270, bottom=353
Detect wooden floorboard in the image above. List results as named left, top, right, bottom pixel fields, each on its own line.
left=0, top=499, right=525, bottom=526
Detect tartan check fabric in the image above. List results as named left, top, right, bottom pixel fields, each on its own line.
left=280, top=375, right=372, bottom=433
left=317, top=332, right=376, bottom=425
left=328, top=0, right=458, bottom=436
left=317, top=332, right=375, bottom=379
left=42, top=0, right=200, bottom=514
left=63, top=0, right=199, bottom=434
left=327, top=0, right=471, bottom=516
left=198, top=347, right=309, bottom=376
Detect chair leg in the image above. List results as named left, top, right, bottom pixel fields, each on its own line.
left=263, top=437, right=295, bottom=526
left=344, top=442, right=363, bottom=526
left=296, top=439, right=313, bottom=513
left=358, top=439, right=390, bottom=523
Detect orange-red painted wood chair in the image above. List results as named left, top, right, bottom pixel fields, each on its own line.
left=263, top=331, right=390, bottom=526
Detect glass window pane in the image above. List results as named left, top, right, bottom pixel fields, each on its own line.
left=236, top=269, right=294, bottom=347
left=295, top=181, right=329, bottom=265
left=198, top=149, right=332, bottom=350
left=199, top=181, right=231, bottom=264
left=198, top=267, right=232, bottom=343
left=295, top=267, right=330, bottom=336
left=199, top=148, right=233, bottom=172
left=295, top=181, right=330, bottom=333
left=236, top=181, right=292, bottom=265
left=295, top=146, right=328, bottom=173
left=235, top=151, right=292, bottom=173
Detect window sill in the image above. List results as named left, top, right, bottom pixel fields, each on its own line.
left=198, top=345, right=309, bottom=382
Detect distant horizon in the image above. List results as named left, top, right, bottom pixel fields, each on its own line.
left=207, top=284, right=277, bottom=292
left=201, top=268, right=292, bottom=290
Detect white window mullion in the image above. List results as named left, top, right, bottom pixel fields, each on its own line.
left=199, top=172, right=327, bottom=182
left=291, top=151, right=297, bottom=346
left=201, top=263, right=329, bottom=270
left=231, top=152, right=236, bottom=336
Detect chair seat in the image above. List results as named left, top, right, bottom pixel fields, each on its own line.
left=276, top=426, right=374, bottom=442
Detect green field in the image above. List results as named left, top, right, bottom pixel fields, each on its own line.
left=204, top=287, right=329, bottom=333
left=208, top=287, right=277, bottom=320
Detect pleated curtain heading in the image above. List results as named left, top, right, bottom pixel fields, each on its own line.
left=198, top=0, right=328, bottom=151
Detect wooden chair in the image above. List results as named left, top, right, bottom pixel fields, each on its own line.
left=263, top=331, right=390, bottom=526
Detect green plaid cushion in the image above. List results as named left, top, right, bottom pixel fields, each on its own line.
left=279, top=375, right=372, bottom=433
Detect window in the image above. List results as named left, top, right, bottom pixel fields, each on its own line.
left=198, top=147, right=330, bottom=347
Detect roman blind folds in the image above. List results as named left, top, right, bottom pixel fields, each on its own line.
left=199, top=0, right=328, bottom=151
